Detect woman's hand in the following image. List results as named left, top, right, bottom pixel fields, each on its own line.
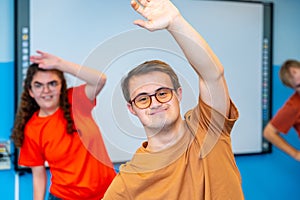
left=30, top=50, right=62, bottom=70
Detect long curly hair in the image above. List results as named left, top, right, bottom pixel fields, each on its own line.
left=11, top=63, right=74, bottom=148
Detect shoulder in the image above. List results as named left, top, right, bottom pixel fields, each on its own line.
left=184, top=98, right=238, bottom=139
left=185, top=98, right=239, bottom=124
left=102, top=173, right=128, bottom=200
left=278, top=92, right=300, bottom=112
left=286, top=92, right=300, bottom=106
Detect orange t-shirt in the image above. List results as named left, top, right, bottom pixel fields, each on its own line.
left=103, top=98, right=244, bottom=200
left=271, top=92, right=300, bottom=136
left=19, top=85, right=116, bottom=200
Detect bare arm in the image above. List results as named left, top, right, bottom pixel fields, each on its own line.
left=264, top=123, right=300, bottom=161
left=131, top=0, right=230, bottom=116
left=30, top=50, right=107, bottom=101
left=31, top=166, right=47, bottom=200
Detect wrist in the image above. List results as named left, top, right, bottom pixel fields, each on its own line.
left=167, top=13, right=183, bottom=32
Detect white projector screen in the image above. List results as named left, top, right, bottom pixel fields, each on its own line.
left=15, top=0, right=273, bottom=165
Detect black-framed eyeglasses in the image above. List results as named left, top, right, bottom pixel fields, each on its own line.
left=129, top=87, right=175, bottom=109
left=31, top=80, right=60, bottom=92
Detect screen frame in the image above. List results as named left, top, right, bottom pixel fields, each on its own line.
left=14, top=0, right=273, bottom=172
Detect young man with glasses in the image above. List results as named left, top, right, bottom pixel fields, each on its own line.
left=102, top=0, right=244, bottom=199
left=11, top=51, right=116, bottom=200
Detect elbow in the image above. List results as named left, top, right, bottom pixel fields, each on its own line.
left=210, top=67, right=225, bottom=82
left=98, top=73, right=107, bottom=90
left=263, top=128, right=269, bottom=140
left=93, top=73, right=107, bottom=97
left=263, top=123, right=277, bottom=141
left=263, top=125, right=271, bottom=140
left=100, top=73, right=107, bottom=86
left=217, top=67, right=225, bottom=80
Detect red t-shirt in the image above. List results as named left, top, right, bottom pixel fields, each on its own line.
left=271, top=92, right=300, bottom=136
left=19, top=85, right=116, bottom=200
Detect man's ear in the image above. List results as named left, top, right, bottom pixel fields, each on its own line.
left=127, top=102, right=137, bottom=116
left=176, top=87, right=183, bottom=102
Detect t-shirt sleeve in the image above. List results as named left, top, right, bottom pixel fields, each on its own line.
left=102, top=174, right=129, bottom=200
left=185, top=97, right=239, bottom=136
left=68, top=85, right=96, bottom=116
left=271, top=95, right=300, bottom=134
left=185, top=97, right=239, bottom=157
left=18, top=129, right=45, bottom=166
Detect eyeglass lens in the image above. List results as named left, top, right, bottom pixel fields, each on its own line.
left=133, top=88, right=174, bottom=109
left=32, top=80, right=60, bottom=91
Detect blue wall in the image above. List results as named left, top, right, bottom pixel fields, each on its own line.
left=1, top=0, right=300, bottom=199
left=0, top=0, right=15, bottom=199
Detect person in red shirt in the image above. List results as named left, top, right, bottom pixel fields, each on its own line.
left=264, top=59, right=300, bottom=161
left=11, top=51, right=116, bottom=200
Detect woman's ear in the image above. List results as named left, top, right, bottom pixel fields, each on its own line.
left=29, top=89, right=34, bottom=98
